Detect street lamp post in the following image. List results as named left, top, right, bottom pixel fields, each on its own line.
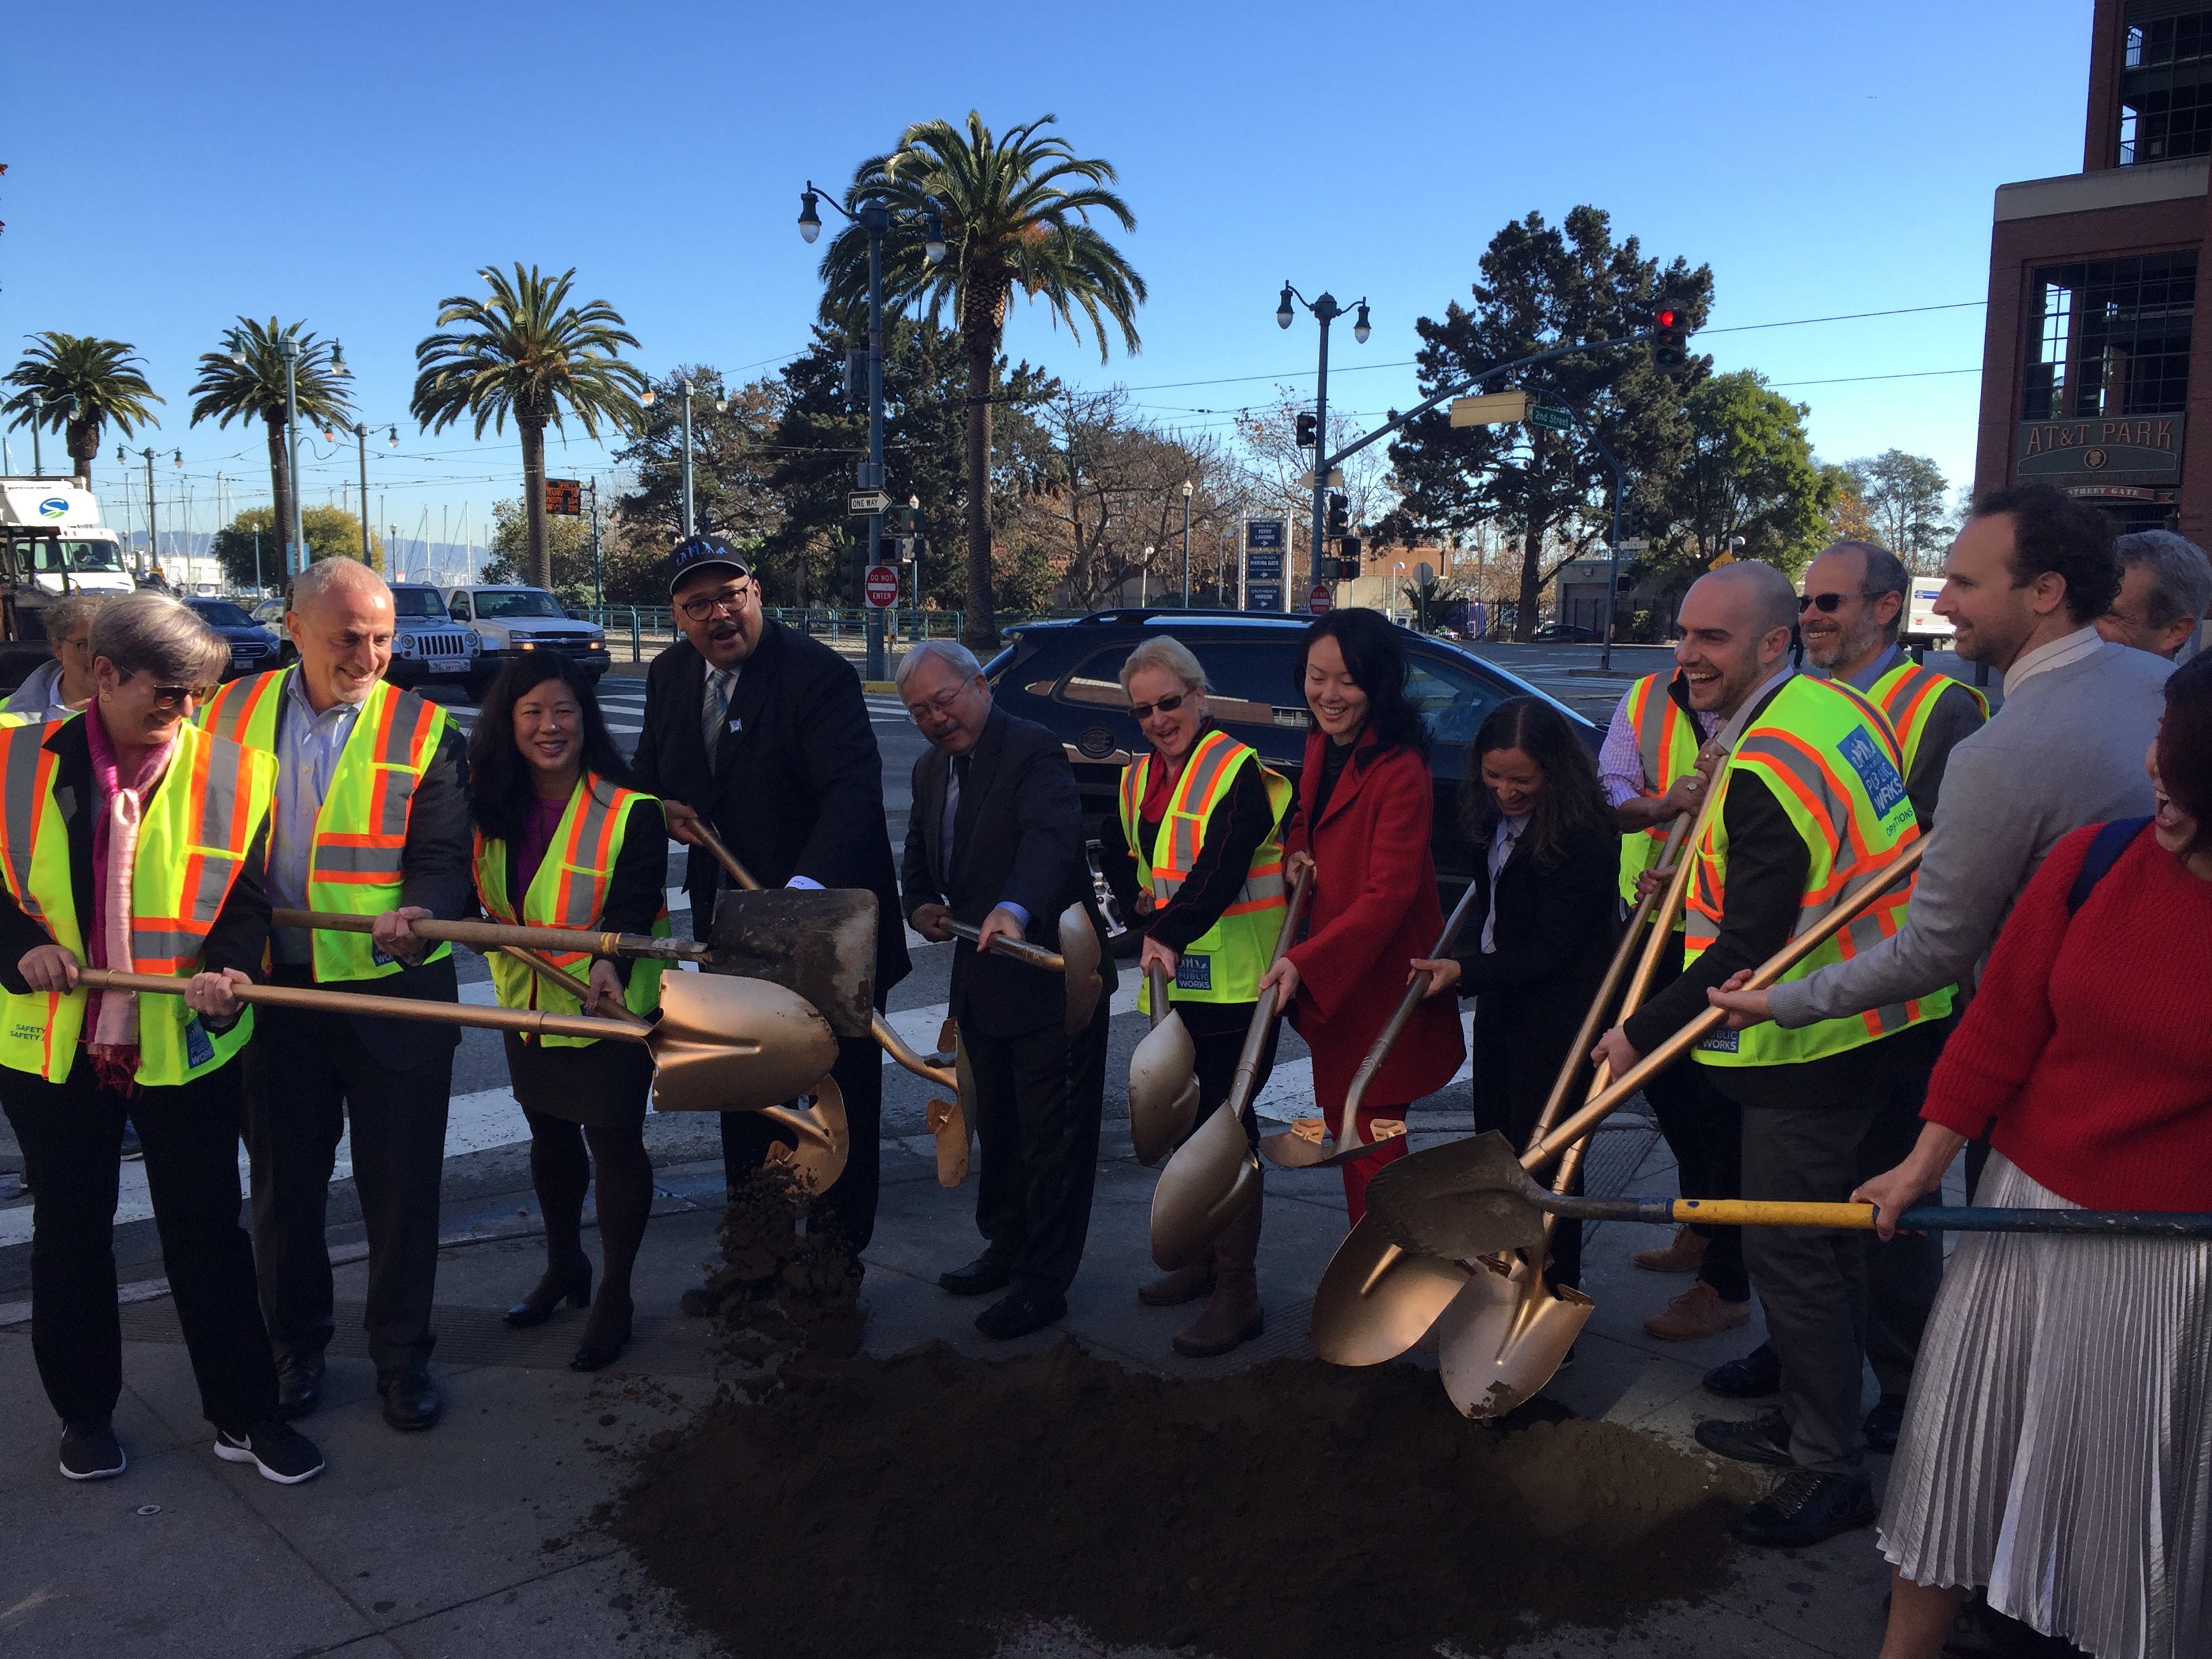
left=799, top=180, right=946, bottom=683
left=680, top=379, right=695, bottom=540
left=26, top=392, right=41, bottom=477
left=351, top=423, right=373, bottom=563
left=1181, top=480, right=1192, bottom=607
left=588, top=477, right=603, bottom=608
left=115, top=445, right=159, bottom=579
left=1277, top=281, right=1370, bottom=601
left=278, top=336, right=307, bottom=575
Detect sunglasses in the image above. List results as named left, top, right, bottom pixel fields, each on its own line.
left=1128, top=691, right=1189, bottom=722
left=120, top=672, right=209, bottom=711
left=1797, top=590, right=1883, bottom=614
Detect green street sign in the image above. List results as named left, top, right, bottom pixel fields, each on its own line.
left=1529, top=404, right=1572, bottom=433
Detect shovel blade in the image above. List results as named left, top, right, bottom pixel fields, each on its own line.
left=1436, top=1257, right=1595, bottom=1420
left=1309, top=1216, right=1473, bottom=1367
left=757, top=1074, right=850, bottom=1194
left=1363, top=1130, right=1548, bottom=1259
left=1059, top=904, right=1104, bottom=1036
left=646, top=973, right=839, bottom=1113
left=1128, top=1010, right=1199, bottom=1166
left=926, top=1096, right=970, bottom=1187
left=708, top=888, right=878, bottom=1038
left=1257, top=1115, right=1408, bottom=1170
left=1148, top=1105, right=1258, bottom=1270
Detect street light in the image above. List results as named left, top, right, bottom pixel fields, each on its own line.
left=350, top=422, right=374, bottom=562
left=279, top=335, right=307, bottom=575
left=26, top=391, right=41, bottom=476
left=1181, top=480, right=1193, bottom=607
left=680, top=378, right=695, bottom=539
left=796, top=176, right=948, bottom=682
left=1277, top=280, right=1372, bottom=602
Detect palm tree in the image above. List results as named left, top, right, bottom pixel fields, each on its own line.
left=188, top=319, right=352, bottom=572
left=819, top=112, right=1145, bottom=645
left=411, top=264, right=649, bottom=590
left=3, top=333, right=163, bottom=486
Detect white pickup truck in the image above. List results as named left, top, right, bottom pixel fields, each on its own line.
left=1900, top=575, right=1957, bottom=648
left=0, top=477, right=135, bottom=689
left=442, top=584, right=608, bottom=698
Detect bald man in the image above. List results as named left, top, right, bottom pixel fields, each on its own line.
left=1592, top=561, right=1950, bottom=1550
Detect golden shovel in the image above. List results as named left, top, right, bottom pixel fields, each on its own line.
left=942, top=903, right=1106, bottom=1037
left=1147, top=867, right=1312, bottom=1271
left=1128, top=965, right=1200, bottom=1167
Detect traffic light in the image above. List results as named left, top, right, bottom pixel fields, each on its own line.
left=1340, top=533, right=1362, bottom=573
left=1654, top=306, right=1688, bottom=369
left=1296, top=412, right=1317, bottom=448
left=1326, top=492, right=1349, bottom=538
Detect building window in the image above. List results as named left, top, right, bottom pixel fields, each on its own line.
left=2121, top=6, right=2212, bottom=162
left=2023, top=253, right=2197, bottom=422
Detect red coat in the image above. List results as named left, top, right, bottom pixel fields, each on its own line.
left=1282, top=727, right=1466, bottom=1112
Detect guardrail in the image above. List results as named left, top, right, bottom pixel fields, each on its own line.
left=573, top=605, right=985, bottom=663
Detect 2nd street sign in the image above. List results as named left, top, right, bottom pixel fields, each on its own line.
left=1528, top=405, right=1572, bottom=434
left=848, top=490, right=892, bottom=515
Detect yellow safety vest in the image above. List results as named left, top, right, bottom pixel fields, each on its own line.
left=473, top=775, right=668, bottom=1047
left=1871, top=661, right=1989, bottom=798
left=1616, top=673, right=1704, bottom=910
left=0, top=718, right=275, bottom=1086
left=200, top=669, right=452, bottom=983
left=1117, top=729, right=1292, bottom=1012
left=1683, top=674, right=1948, bottom=1069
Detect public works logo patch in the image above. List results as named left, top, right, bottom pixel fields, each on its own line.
left=1837, top=726, right=1906, bottom=823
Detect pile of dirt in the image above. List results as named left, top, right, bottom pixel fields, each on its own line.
left=692, top=1171, right=867, bottom=1366
left=609, top=1339, right=1755, bottom=1658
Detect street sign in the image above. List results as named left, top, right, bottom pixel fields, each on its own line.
left=1308, top=583, right=1332, bottom=615
left=1528, top=405, right=1573, bottom=434
left=863, top=565, right=899, bottom=607
left=1245, top=518, right=1286, bottom=550
left=545, top=478, right=582, bottom=516
left=848, top=490, right=892, bottom=515
left=1246, top=583, right=1283, bottom=612
left=1450, top=391, right=1528, bottom=428
left=1415, top=561, right=1436, bottom=590
left=1615, top=536, right=1650, bottom=552
left=1295, top=469, right=1346, bottom=489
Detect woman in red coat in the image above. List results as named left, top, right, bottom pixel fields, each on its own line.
left=1259, top=609, right=1465, bottom=1224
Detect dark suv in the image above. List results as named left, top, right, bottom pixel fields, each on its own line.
left=982, top=609, right=1599, bottom=900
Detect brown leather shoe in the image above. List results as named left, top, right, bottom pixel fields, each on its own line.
left=1137, top=1260, right=1214, bottom=1308
left=1633, top=1225, right=1709, bottom=1274
left=1643, top=1280, right=1751, bottom=1342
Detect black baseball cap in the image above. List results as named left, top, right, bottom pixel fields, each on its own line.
left=665, top=535, right=752, bottom=594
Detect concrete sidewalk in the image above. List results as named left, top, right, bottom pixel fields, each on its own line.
left=0, top=961, right=1907, bottom=1659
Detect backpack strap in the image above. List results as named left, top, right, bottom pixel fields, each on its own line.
left=2067, top=817, right=2153, bottom=916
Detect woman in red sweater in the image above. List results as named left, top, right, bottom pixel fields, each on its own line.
left=1860, top=651, right=2212, bottom=1659
left=1258, top=609, right=1464, bottom=1225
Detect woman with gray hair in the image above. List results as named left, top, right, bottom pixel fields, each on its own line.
left=3, top=591, right=110, bottom=723
left=0, top=591, right=325, bottom=1485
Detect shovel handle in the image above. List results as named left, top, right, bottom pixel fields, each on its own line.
left=1336, top=875, right=1487, bottom=1151
left=73, top=966, right=647, bottom=1046
left=1147, top=965, right=1171, bottom=1029
left=1650, top=1198, right=2212, bottom=1237
left=271, top=908, right=711, bottom=966
left=1220, top=866, right=1314, bottom=1130
left=872, top=1010, right=957, bottom=1090
left=943, top=920, right=1064, bottom=972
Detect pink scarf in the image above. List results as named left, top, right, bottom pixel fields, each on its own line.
left=84, top=703, right=173, bottom=1094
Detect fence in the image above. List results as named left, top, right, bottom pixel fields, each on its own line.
left=576, top=606, right=979, bottom=664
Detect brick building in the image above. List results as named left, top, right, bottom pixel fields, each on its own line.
left=1977, top=1, right=2212, bottom=535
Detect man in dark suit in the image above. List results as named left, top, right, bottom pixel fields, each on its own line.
left=630, top=537, right=909, bottom=1288
left=898, top=640, right=1111, bottom=1340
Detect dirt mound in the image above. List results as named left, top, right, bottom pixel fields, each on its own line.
left=693, top=1171, right=867, bottom=1365
left=609, top=1339, right=1753, bottom=1658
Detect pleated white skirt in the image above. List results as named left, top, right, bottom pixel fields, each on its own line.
left=1878, top=1151, right=2212, bottom=1659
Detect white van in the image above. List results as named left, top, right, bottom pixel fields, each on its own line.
left=1900, top=576, right=1954, bottom=647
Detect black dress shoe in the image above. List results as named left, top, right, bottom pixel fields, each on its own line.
left=1728, top=1469, right=1877, bottom=1547
left=570, top=1302, right=634, bottom=1373
left=939, top=1257, right=1014, bottom=1298
left=1694, top=1410, right=1795, bottom=1467
left=376, top=1360, right=445, bottom=1431
left=1702, top=1340, right=1782, bottom=1399
left=275, top=1351, right=326, bottom=1421
left=975, top=1290, right=1066, bottom=1340
left=506, top=1258, right=592, bottom=1328
left=1864, top=1391, right=1906, bottom=1453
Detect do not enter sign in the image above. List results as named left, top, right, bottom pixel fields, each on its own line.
left=1308, top=583, right=1333, bottom=615
left=864, top=565, right=900, bottom=608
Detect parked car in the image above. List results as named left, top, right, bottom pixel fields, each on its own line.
left=182, top=597, right=285, bottom=681
left=386, top=583, right=483, bottom=691
left=249, top=596, right=287, bottom=628
left=442, top=584, right=608, bottom=697
left=980, top=608, right=1601, bottom=911
left=1531, top=621, right=1600, bottom=642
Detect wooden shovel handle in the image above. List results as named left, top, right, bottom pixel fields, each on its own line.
left=270, top=908, right=710, bottom=966
left=1336, top=873, right=1488, bottom=1153
left=1220, top=865, right=1315, bottom=1130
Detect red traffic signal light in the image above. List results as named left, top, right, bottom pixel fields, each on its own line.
left=1656, top=306, right=1678, bottom=329
left=1654, top=306, right=1688, bottom=369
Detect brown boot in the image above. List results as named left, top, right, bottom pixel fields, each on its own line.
left=1634, top=1225, right=1710, bottom=1274
left=1137, top=1259, right=1214, bottom=1307
left=1642, top=1280, right=1752, bottom=1341
left=1174, top=1195, right=1264, bottom=1358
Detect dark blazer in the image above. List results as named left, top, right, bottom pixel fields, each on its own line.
left=901, top=704, right=1103, bottom=1039
left=631, top=621, right=909, bottom=996
left=1450, top=816, right=1620, bottom=1012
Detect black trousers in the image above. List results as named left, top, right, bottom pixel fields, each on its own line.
left=719, top=1029, right=882, bottom=1253
left=1470, top=996, right=1588, bottom=1291
left=1641, top=1055, right=1750, bottom=1302
left=0, top=1057, right=279, bottom=1433
left=968, top=987, right=1110, bottom=1300
left=1184, top=1004, right=1277, bottom=1147
left=243, top=1000, right=453, bottom=1374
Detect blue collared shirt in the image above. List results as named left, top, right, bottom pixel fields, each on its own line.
left=268, top=670, right=367, bottom=964
left=1839, top=642, right=1902, bottom=695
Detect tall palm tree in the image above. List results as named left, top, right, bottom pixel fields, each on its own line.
left=411, top=264, right=649, bottom=589
left=820, top=112, right=1145, bottom=644
left=188, top=319, right=352, bottom=572
left=3, top=332, right=163, bottom=487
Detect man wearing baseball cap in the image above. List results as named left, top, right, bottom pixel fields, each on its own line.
left=630, top=536, right=910, bottom=1301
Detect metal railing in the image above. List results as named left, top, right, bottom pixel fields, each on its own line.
left=573, top=605, right=979, bottom=665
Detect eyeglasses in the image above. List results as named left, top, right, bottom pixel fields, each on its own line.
left=120, top=671, right=209, bottom=710
left=905, top=682, right=969, bottom=722
left=1797, top=590, right=1884, bottom=614
left=1128, top=691, right=1189, bottom=722
left=676, top=584, right=751, bottom=623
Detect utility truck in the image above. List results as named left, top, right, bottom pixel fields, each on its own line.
left=0, top=478, right=136, bottom=689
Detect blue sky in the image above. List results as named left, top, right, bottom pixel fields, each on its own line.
left=4, top=0, right=2087, bottom=554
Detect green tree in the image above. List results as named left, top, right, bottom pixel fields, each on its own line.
left=1668, top=371, right=1837, bottom=582
left=410, top=264, right=649, bottom=590
left=3, top=332, right=163, bottom=487
left=1844, top=449, right=1952, bottom=571
left=616, top=366, right=787, bottom=554
left=211, top=505, right=383, bottom=590
left=479, top=497, right=599, bottom=598
left=188, top=319, right=353, bottom=576
left=1380, top=206, right=1713, bottom=639
left=816, top=112, right=1145, bottom=645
